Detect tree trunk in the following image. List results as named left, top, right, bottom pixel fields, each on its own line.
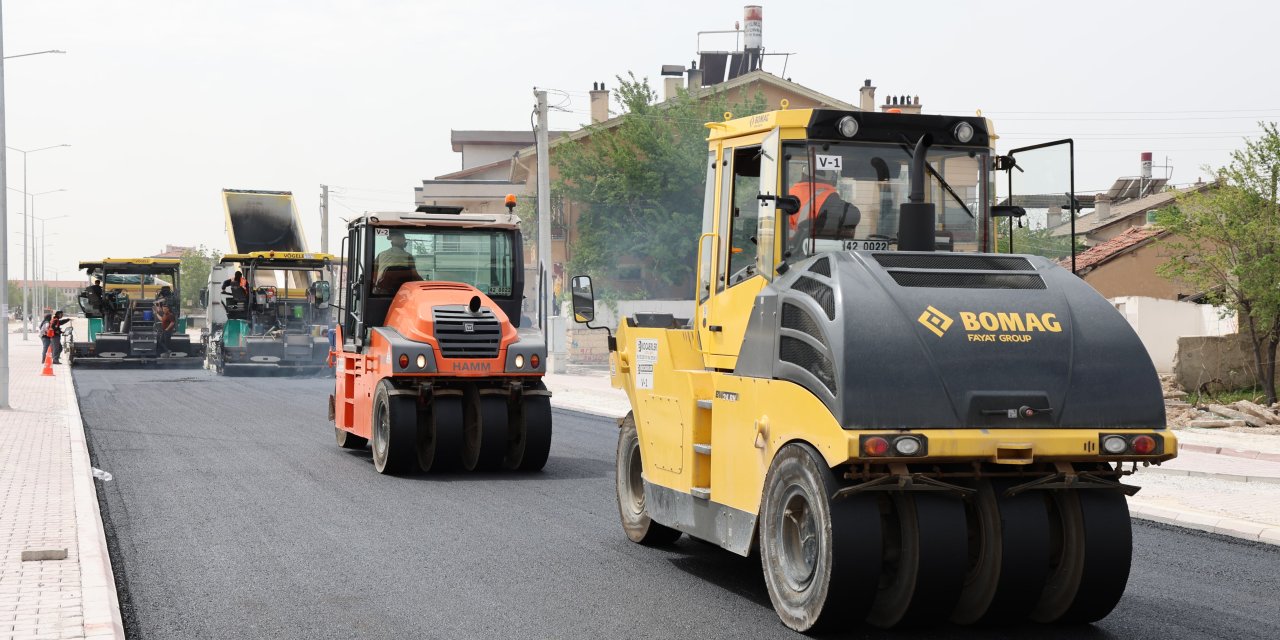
left=1266, top=332, right=1280, bottom=405
left=1243, top=311, right=1270, bottom=402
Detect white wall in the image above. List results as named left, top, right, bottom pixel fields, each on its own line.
left=1111, top=296, right=1236, bottom=373
left=460, top=144, right=524, bottom=170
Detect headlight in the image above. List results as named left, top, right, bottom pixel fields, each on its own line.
left=837, top=115, right=859, bottom=138
left=1101, top=435, right=1128, bottom=454
left=893, top=436, right=922, bottom=456
left=416, top=354, right=427, bottom=369
left=514, top=354, right=525, bottom=369
left=954, top=121, right=974, bottom=143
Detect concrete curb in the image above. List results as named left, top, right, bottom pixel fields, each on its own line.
left=1145, top=466, right=1280, bottom=484
left=64, top=372, right=127, bottom=639
left=1180, top=442, right=1280, bottom=463
left=548, top=397, right=627, bottom=421
left=1129, top=501, right=1280, bottom=547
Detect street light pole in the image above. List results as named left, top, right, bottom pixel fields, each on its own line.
left=39, top=230, right=60, bottom=314
left=0, top=3, right=10, bottom=408
left=30, top=194, right=66, bottom=315
left=6, top=145, right=68, bottom=336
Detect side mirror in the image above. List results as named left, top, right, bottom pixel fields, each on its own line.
left=199, top=289, right=209, bottom=308
left=759, top=193, right=802, bottom=215
left=311, top=281, right=332, bottom=308
left=570, top=275, right=595, bottom=324
left=991, top=205, right=1027, bottom=219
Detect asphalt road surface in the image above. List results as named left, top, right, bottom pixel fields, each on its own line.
left=76, top=369, right=1280, bottom=639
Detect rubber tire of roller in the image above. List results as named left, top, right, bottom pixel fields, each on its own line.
left=505, top=390, right=553, bottom=472
left=335, top=426, right=367, bottom=450
left=1032, top=489, right=1132, bottom=624
left=951, top=478, right=1051, bottom=625
left=616, top=413, right=681, bottom=546
left=866, top=492, right=968, bottom=628
left=417, top=394, right=464, bottom=473
left=463, top=390, right=508, bottom=471
left=759, top=443, right=883, bottom=632
left=371, top=380, right=417, bottom=475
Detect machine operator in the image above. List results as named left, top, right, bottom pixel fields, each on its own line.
left=373, top=229, right=422, bottom=294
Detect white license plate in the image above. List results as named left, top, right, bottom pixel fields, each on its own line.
left=843, top=239, right=891, bottom=251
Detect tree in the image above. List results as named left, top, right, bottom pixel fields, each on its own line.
left=1156, top=122, right=1280, bottom=403
left=996, top=223, right=1084, bottom=262
left=549, top=73, right=767, bottom=297
left=178, top=245, right=221, bottom=311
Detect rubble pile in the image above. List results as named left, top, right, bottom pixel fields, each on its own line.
left=1160, top=375, right=1280, bottom=433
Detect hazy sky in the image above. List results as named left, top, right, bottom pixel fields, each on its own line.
left=4, top=0, right=1277, bottom=281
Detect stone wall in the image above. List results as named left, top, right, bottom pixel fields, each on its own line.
left=1173, top=332, right=1261, bottom=392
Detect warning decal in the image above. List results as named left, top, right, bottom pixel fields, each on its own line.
left=635, top=338, right=658, bottom=390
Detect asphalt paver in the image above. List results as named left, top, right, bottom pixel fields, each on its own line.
left=75, top=369, right=1280, bottom=639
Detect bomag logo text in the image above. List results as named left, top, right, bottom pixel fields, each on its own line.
left=451, top=361, right=491, bottom=372
left=960, top=311, right=1061, bottom=343
left=920, top=307, right=1063, bottom=343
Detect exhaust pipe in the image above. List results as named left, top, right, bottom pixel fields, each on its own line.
left=897, top=134, right=935, bottom=252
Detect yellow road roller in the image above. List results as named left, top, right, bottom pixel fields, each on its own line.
left=572, top=107, right=1175, bottom=631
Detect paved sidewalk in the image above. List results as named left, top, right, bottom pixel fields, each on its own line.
left=0, top=338, right=124, bottom=640
left=543, top=370, right=1280, bottom=546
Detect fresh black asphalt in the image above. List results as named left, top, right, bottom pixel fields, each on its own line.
left=75, top=369, right=1280, bottom=639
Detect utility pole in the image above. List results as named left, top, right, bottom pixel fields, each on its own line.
left=21, top=152, right=27, bottom=335
left=0, top=3, right=10, bottom=409
left=320, top=184, right=329, bottom=254
left=534, top=89, right=562, bottom=371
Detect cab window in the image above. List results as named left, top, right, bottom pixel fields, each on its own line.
left=722, top=146, right=761, bottom=289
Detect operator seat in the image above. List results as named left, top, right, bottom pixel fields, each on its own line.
left=372, top=265, right=421, bottom=297
left=789, top=195, right=863, bottom=257
left=224, top=286, right=249, bottom=320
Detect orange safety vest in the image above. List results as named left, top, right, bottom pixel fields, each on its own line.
left=787, top=182, right=840, bottom=230
left=158, top=308, right=176, bottom=332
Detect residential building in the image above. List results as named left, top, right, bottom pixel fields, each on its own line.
left=1067, top=227, right=1196, bottom=300
left=414, top=130, right=565, bottom=214
left=1048, top=181, right=1210, bottom=247
left=152, top=244, right=194, bottom=259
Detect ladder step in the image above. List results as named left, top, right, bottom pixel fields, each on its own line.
left=691, top=486, right=710, bottom=500
left=693, top=443, right=712, bottom=455
left=696, top=399, right=712, bottom=410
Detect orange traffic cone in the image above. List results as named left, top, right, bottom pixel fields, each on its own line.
left=40, top=346, right=55, bottom=377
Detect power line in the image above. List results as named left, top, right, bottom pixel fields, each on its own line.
left=327, top=185, right=407, bottom=196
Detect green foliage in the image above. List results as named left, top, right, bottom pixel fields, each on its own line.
left=1199, top=386, right=1277, bottom=406
left=179, top=245, right=221, bottom=310
left=994, top=222, right=1084, bottom=261
left=551, top=72, right=768, bottom=295
left=1155, top=121, right=1280, bottom=403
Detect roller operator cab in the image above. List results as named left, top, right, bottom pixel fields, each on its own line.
left=330, top=200, right=552, bottom=475
left=70, top=258, right=202, bottom=368
left=572, top=108, right=1176, bottom=631
left=202, top=251, right=337, bottom=375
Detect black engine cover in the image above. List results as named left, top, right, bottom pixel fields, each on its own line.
left=734, top=252, right=1164, bottom=430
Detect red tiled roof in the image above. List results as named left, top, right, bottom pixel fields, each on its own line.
left=1063, top=226, right=1165, bottom=272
